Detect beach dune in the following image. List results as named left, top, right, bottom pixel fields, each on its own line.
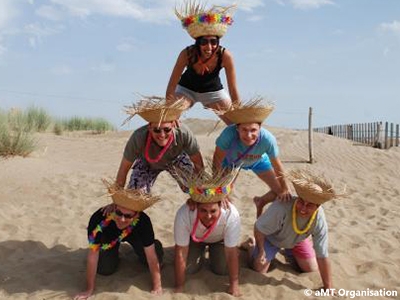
left=1, top=119, right=399, bottom=299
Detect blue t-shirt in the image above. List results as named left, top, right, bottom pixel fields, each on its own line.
left=216, top=125, right=279, bottom=171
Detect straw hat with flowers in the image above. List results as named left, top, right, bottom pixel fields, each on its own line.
left=123, top=96, right=187, bottom=126
left=175, top=0, right=236, bottom=39
left=174, top=166, right=240, bottom=203
left=286, top=169, right=346, bottom=205
left=102, top=179, right=161, bottom=212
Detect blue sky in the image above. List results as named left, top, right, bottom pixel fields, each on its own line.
left=0, top=0, right=399, bottom=129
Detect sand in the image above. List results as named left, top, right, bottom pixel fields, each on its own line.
left=1, top=119, right=399, bottom=300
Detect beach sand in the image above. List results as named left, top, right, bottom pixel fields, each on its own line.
left=1, top=119, right=399, bottom=299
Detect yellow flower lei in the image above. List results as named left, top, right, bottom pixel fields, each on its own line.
left=292, top=199, right=318, bottom=235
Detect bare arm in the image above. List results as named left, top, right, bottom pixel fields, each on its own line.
left=270, top=157, right=291, bottom=201
left=317, top=257, right=333, bottom=290
left=115, top=157, right=133, bottom=188
left=212, top=146, right=226, bottom=172
left=144, top=244, right=163, bottom=295
left=222, top=49, right=240, bottom=106
left=224, top=246, right=241, bottom=297
left=174, top=244, right=189, bottom=293
left=166, top=49, right=188, bottom=102
left=189, top=151, right=204, bottom=174
left=74, top=250, right=99, bottom=300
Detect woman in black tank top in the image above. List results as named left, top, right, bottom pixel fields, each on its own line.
left=166, top=3, right=240, bottom=125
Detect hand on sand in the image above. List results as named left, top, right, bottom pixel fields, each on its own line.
left=228, top=284, right=241, bottom=297
left=151, top=287, right=163, bottom=295
left=74, top=290, right=93, bottom=300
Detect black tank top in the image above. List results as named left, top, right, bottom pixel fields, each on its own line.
left=178, top=46, right=225, bottom=93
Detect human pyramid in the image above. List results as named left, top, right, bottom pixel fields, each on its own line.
left=74, top=1, right=345, bottom=299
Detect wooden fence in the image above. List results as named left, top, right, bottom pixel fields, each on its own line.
left=314, top=121, right=400, bottom=149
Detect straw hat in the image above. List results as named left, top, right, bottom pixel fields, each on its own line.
left=103, top=179, right=160, bottom=212
left=123, top=96, right=187, bottom=125
left=223, top=97, right=275, bottom=124
left=175, top=1, right=236, bottom=39
left=174, top=166, right=240, bottom=203
left=286, top=169, right=346, bottom=205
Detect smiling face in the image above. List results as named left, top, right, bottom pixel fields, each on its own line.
left=148, top=122, right=175, bottom=147
left=295, top=198, right=319, bottom=218
left=113, top=205, right=138, bottom=229
left=198, top=35, right=219, bottom=59
left=237, top=123, right=261, bottom=146
left=197, top=202, right=221, bottom=228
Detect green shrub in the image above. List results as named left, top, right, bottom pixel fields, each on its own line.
left=26, top=106, right=52, bottom=132
left=0, top=124, right=36, bottom=157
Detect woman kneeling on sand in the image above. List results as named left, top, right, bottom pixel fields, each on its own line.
left=74, top=183, right=163, bottom=299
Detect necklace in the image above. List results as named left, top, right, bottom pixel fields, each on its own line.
left=190, top=211, right=221, bottom=243
left=197, top=53, right=215, bottom=75
left=88, top=214, right=139, bottom=251
left=226, top=134, right=261, bottom=165
left=292, top=199, right=318, bottom=235
left=144, top=131, right=174, bottom=163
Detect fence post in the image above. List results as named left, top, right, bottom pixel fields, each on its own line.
left=390, top=123, right=394, bottom=148
left=308, top=107, right=313, bottom=164
left=374, top=122, right=382, bottom=148
left=396, top=124, right=399, bottom=147
left=385, top=122, right=389, bottom=149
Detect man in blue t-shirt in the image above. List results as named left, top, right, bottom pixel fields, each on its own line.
left=213, top=101, right=291, bottom=216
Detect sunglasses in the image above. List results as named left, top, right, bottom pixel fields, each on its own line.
left=115, top=209, right=136, bottom=219
left=151, top=127, right=173, bottom=134
left=199, top=38, right=218, bottom=46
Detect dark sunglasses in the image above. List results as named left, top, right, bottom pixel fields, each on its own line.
left=151, top=127, right=173, bottom=134
left=199, top=38, right=218, bottom=46
left=115, top=209, right=136, bottom=219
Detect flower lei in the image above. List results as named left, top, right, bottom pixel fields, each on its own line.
left=182, top=182, right=233, bottom=197
left=182, top=13, right=233, bottom=28
left=292, top=199, right=318, bottom=235
left=144, top=131, right=174, bottom=164
left=88, top=214, right=139, bottom=251
left=190, top=210, right=221, bottom=243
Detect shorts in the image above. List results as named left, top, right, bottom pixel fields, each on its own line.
left=175, top=84, right=230, bottom=106
left=127, top=152, right=194, bottom=193
left=223, top=156, right=272, bottom=175
left=252, top=237, right=315, bottom=262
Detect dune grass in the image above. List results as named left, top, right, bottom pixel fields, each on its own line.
left=1, top=107, right=115, bottom=157
left=0, top=109, right=37, bottom=157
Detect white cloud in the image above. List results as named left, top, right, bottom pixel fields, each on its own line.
left=379, top=21, right=400, bottom=34
left=116, top=37, right=139, bottom=52
left=0, top=43, right=6, bottom=57
left=0, top=0, right=17, bottom=30
left=247, top=15, right=263, bottom=22
left=383, top=47, right=390, bottom=57
left=36, top=5, right=64, bottom=21
left=39, top=0, right=265, bottom=23
left=51, top=65, right=73, bottom=75
left=24, top=23, right=63, bottom=48
left=290, top=0, right=335, bottom=10
left=92, top=62, right=115, bottom=72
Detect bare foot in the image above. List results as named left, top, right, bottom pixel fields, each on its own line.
left=239, top=237, right=255, bottom=251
